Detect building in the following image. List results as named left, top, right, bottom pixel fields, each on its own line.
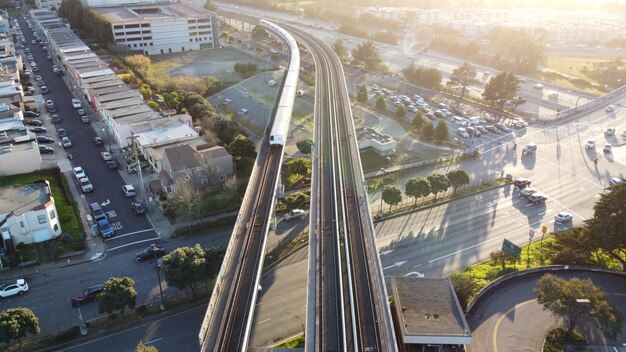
left=391, top=277, right=472, bottom=351
left=90, top=0, right=218, bottom=55
left=158, top=144, right=234, bottom=194
left=356, top=127, right=396, bottom=156
left=0, top=117, right=41, bottom=176
left=0, top=180, right=62, bottom=248
left=35, top=0, right=62, bottom=11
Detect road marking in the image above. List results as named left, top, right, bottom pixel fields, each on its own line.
left=404, top=271, right=424, bottom=278
left=144, top=338, right=163, bottom=345
left=493, top=300, right=534, bottom=352
left=379, top=250, right=394, bottom=256
left=111, top=228, right=154, bottom=239
left=383, top=261, right=407, bottom=270
left=256, top=318, right=272, bottom=325
left=107, top=237, right=160, bottom=251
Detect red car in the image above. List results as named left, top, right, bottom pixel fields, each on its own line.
left=71, top=284, right=104, bottom=307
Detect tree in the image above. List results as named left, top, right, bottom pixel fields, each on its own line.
left=97, top=277, right=137, bottom=318
left=203, top=0, right=217, bottom=11
left=394, top=105, right=406, bottom=119
left=166, top=176, right=202, bottom=230
left=550, top=227, right=593, bottom=265
left=404, top=177, right=431, bottom=204
left=434, top=120, right=449, bottom=142
left=296, top=139, right=313, bottom=154
left=286, top=158, right=311, bottom=177
left=351, top=40, right=381, bottom=70
left=0, top=308, right=40, bottom=346
left=421, top=122, right=434, bottom=141
left=332, top=39, right=348, bottom=60
left=375, top=95, right=386, bottom=112
left=136, top=342, right=159, bottom=352
left=447, top=63, right=479, bottom=98
left=382, top=186, right=402, bottom=212
left=482, top=72, right=520, bottom=108
left=446, top=169, right=470, bottom=192
left=162, top=244, right=207, bottom=297
left=412, top=111, right=426, bottom=130
left=427, top=174, right=449, bottom=199
left=490, top=249, right=515, bottom=269
left=251, top=25, right=269, bottom=41
left=402, top=62, right=443, bottom=90
left=535, top=274, right=623, bottom=339
left=582, top=183, right=626, bottom=270
left=227, top=135, right=256, bottom=159
left=204, top=246, right=226, bottom=280
left=449, top=272, right=480, bottom=312
left=357, top=85, right=368, bottom=104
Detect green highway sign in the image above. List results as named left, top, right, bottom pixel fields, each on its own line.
left=503, top=239, right=522, bottom=259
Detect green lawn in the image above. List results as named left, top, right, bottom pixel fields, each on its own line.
left=529, top=56, right=611, bottom=95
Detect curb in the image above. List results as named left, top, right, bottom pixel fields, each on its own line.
left=465, top=265, right=626, bottom=317
left=373, top=180, right=509, bottom=223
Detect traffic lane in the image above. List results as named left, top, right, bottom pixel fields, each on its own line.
left=61, top=303, right=206, bottom=352
left=467, top=271, right=626, bottom=352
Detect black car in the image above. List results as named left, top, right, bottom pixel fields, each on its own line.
left=135, top=245, right=166, bottom=262
left=486, top=125, right=501, bottom=134
left=57, top=128, right=68, bottom=138
left=513, top=178, right=531, bottom=189
left=24, top=119, right=43, bottom=126
left=131, top=202, right=146, bottom=215
left=38, top=145, right=54, bottom=154
left=51, top=114, right=61, bottom=123
left=36, top=136, right=54, bottom=144
left=106, top=161, right=118, bottom=170
left=93, top=136, right=103, bottom=145
left=24, top=111, right=39, bottom=118
left=29, top=127, right=47, bottom=134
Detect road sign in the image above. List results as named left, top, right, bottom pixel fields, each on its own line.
left=502, top=239, right=522, bottom=259
left=541, top=226, right=548, bottom=234
left=529, top=229, right=535, bottom=238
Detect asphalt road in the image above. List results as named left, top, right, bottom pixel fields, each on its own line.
left=466, top=271, right=626, bottom=352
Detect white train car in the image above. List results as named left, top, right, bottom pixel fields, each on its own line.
left=261, top=19, right=300, bottom=146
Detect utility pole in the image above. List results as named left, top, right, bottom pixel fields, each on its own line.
left=127, top=133, right=146, bottom=208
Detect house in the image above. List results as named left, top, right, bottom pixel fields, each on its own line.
left=158, top=144, right=234, bottom=194
left=0, top=180, right=62, bottom=248
left=0, top=117, right=41, bottom=176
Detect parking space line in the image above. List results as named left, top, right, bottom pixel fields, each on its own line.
left=109, top=228, right=154, bottom=239
left=106, top=237, right=161, bottom=252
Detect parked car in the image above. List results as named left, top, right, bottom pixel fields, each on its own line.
left=283, top=209, right=306, bottom=221
left=78, top=109, right=86, bottom=116
left=519, top=187, right=538, bottom=198
left=604, top=128, right=616, bottom=137
left=29, top=127, right=47, bottom=134
left=522, top=143, right=537, bottom=155
left=45, top=99, right=56, bottom=112
left=135, top=245, right=166, bottom=262
left=89, top=202, right=106, bottom=221
left=533, top=83, right=544, bottom=89
left=512, top=119, right=528, bottom=128
left=36, top=136, right=54, bottom=144
left=131, top=202, right=146, bottom=215
left=93, top=136, right=103, bottom=145
left=24, top=110, right=39, bottom=118
left=73, top=166, right=86, bottom=180
left=79, top=177, right=93, bottom=193
left=71, top=98, right=82, bottom=109
left=456, top=128, right=469, bottom=138
left=584, top=139, right=595, bottom=149
left=97, top=218, right=114, bottom=238
left=475, top=126, right=488, bottom=134
left=554, top=211, right=573, bottom=223
left=0, top=279, right=29, bottom=298
left=513, top=178, right=531, bottom=189
left=81, top=115, right=90, bottom=123
left=122, top=184, right=136, bottom=197
left=486, top=125, right=501, bottom=134
left=61, top=136, right=72, bottom=148
left=605, top=105, right=614, bottom=113
left=38, top=145, right=54, bottom=154
left=24, top=119, right=43, bottom=126
left=57, top=128, right=68, bottom=138
left=495, top=123, right=510, bottom=132
left=603, top=144, right=612, bottom=153
left=100, top=152, right=112, bottom=161
left=72, top=284, right=104, bottom=306
left=51, top=114, right=61, bottom=123
left=40, top=86, right=48, bottom=94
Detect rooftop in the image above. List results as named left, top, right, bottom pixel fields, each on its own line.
left=391, top=277, right=471, bottom=345
left=94, top=1, right=212, bottom=23
left=0, top=181, right=50, bottom=215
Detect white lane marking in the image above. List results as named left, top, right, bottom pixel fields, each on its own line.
left=144, top=338, right=163, bottom=345
left=107, top=237, right=161, bottom=251
left=257, top=318, right=272, bottom=325
left=383, top=261, right=407, bottom=270
left=109, top=228, right=154, bottom=240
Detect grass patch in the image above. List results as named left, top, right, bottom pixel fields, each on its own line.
left=360, top=149, right=394, bottom=173
left=265, top=231, right=309, bottom=267
left=276, top=335, right=305, bottom=348
left=543, top=327, right=587, bottom=352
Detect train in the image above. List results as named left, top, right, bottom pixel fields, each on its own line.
left=260, top=19, right=300, bottom=146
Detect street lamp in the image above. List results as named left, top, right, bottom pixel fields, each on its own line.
left=152, top=245, right=166, bottom=311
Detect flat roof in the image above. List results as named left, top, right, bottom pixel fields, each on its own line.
left=392, top=277, right=471, bottom=345
left=94, top=2, right=212, bottom=23
left=96, top=90, right=142, bottom=103
left=0, top=181, right=48, bottom=215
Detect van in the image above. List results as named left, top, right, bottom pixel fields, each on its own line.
left=89, top=203, right=106, bottom=221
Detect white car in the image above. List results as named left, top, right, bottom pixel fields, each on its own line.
left=61, top=136, right=72, bottom=148
left=0, top=279, right=29, bottom=298
left=79, top=177, right=93, bottom=193
left=533, top=83, right=544, bottom=89
left=512, top=119, right=528, bottom=128
left=73, top=166, right=86, bottom=180
left=605, top=105, right=614, bottom=113
left=270, top=48, right=278, bottom=53
left=283, top=209, right=305, bottom=221
left=584, top=139, right=595, bottom=149
left=122, top=184, right=136, bottom=197
left=223, top=98, right=231, bottom=105
left=239, top=108, right=248, bottom=115
left=554, top=211, right=573, bottom=223
left=100, top=152, right=112, bottom=161
left=71, top=98, right=82, bottom=109
left=609, top=177, right=623, bottom=187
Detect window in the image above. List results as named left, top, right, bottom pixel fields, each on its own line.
left=182, top=47, right=185, bottom=52
left=219, top=175, right=227, bottom=181
left=150, top=43, right=153, bottom=46
left=113, top=25, right=123, bottom=29
left=53, top=224, right=59, bottom=231
left=160, top=49, right=163, bottom=54
left=143, top=36, right=152, bottom=40
left=185, top=175, right=191, bottom=180
left=125, top=24, right=140, bottom=29
left=38, top=215, right=47, bottom=224
left=126, top=30, right=141, bottom=35
left=20, top=221, right=25, bottom=228
left=168, top=48, right=172, bottom=53
left=49, top=210, right=55, bottom=219
left=165, top=186, right=173, bottom=193
left=201, top=178, right=208, bottom=185
left=189, top=39, right=193, bottom=43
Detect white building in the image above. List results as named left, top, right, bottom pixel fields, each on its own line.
left=0, top=180, right=62, bottom=246
left=35, top=0, right=62, bottom=11
left=92, top=0, right=217, bottom=55
left=0, top=118, right=41, bottom=176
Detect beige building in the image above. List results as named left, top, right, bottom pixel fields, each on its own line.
left=0, top=118, right=41, bottom=176
left=158, top=144, right=234, bottom=194
left=0, top=180, right=62, bottom=247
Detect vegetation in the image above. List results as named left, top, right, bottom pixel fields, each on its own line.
left=449, top=272, right=480, bottom=312
left=165, top=178, right=202, bottom=232
left=489, top=27, right=544, bottom=73
left=203, top=0, right=217, bottom=11
left=433, top=120, right=449, bottom=142
left=332, top=39, right=348, bottom=61
left=535, top=274, right=623, bottom=339
left=162, top=244, right=225, bottom=297
left=97, top=277, right=137, bottom=318
left=482, top=71, right=521, bottom=109
left=404, top=177, right=431, bottom=204
left=426, top=174, right=449, bottom=199
left=543, top=327, right=586, bottom=352
left=446, top=169, right=470, bottom=192
left=357, top=85, right=368, bottom=104
left=375, top=95, right=386, bottom=112
left=402, top=62, right=443, bottom=90
left=411, top=111, right=426, bottom=130
left=227, top=135, right=257, bottom=159
left=276, top=192, right=310, bottom=213
left=0, top=308, right=40, bottom=346
left=351, top=40, right=382, bottom=70
left=381, top=186, right=402, bottom=211
left=421, top=121, right=434, bottom=141
left=59, top=0, right=112, bottom=45
left=136, top=342, right=159, bottom=352
left=447, top=63, right=480, bottom=98
left=284, top=158, right=312, bottom=188
left=394, top=105, right=406, bottom=119
left=296, top=139, right=313, bottom=154
left=233, top=62, right=259, bottom=79
left=251, top=25, right=269, bottom=41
